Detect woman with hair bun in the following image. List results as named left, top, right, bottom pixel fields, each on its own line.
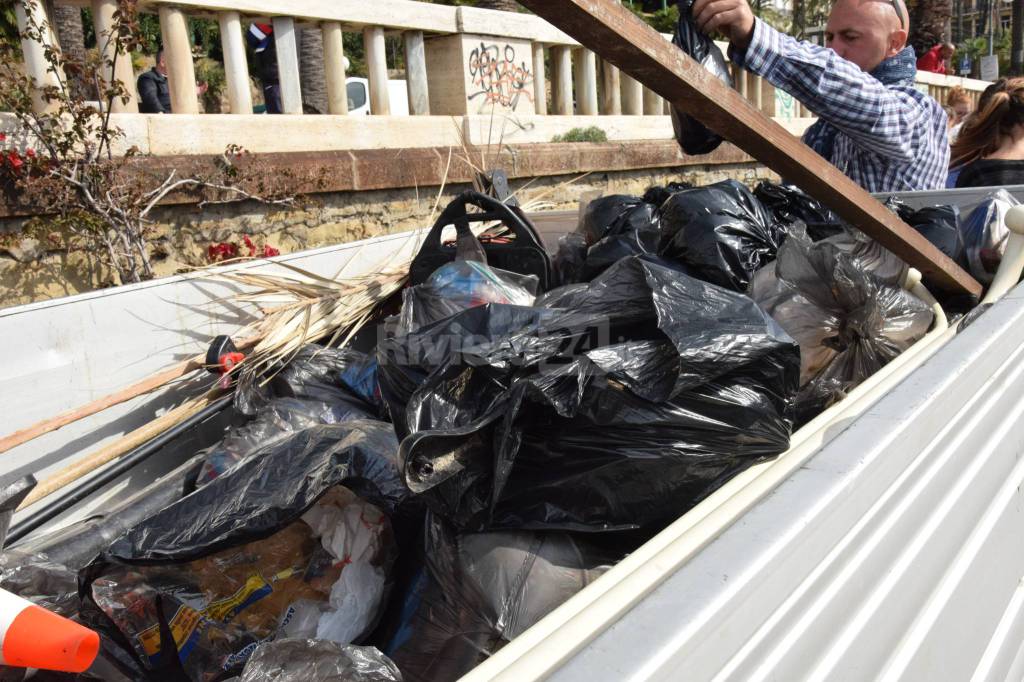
left=952, top=78, right=1024, bottom=187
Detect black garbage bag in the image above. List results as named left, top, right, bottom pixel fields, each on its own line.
left=749, top=224, right=934, bottom=423
left=551, top=232, right=589, bottom=287
left=753, top=182, right=842, bottom=238
left=235, top=345, right=385, bottom=417
left=884, top=196, right=964, bottom=263
left=642, top=180, right=695, bottom=208
left=579, top=196, right=663, bottom=280
left=240, top=640, right=402, bottom=682
left=80, top=421, right=408, bottom=682
left=670, top=0, right=733, bottom=154
left=659, top=179, right=786, bottom=290
left=398, top=260, right=538, bottom=336
left=382, top=515, right=614, bottom=682
left=378, top=256, right=799, bottom=533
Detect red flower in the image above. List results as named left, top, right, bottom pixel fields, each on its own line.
left=0, top=133, right=6, bottom=142
left=262, top=245, right=280, bottom=258
left=25, top=148, right=35, bottom=158
left=242, top=234, right=255, bottom=256
left=206, top=242, right=238, bottom=263
left=6, top=151, right=23, bottom=172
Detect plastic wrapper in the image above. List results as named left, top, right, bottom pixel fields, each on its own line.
left=196, top=397, right=373, bottom=485
left=384, top=516, right=613, bottom=682
left=378, top=256, right=799, bottom=532
left=0, top=476, right=33, bottom=548
left=960, top=189, right=1019, bottom=284
left=884, top=196, right=964, bottom=263
left=658, top=180, right=786, bottom=291
left=398, top=260, right=537, bottom=335
left=240, top=639, right=402, bottom=682
left=749, top=224, right=934, bottom=423
left=81, top=421, right=407, bottom=681
left=670, top=0, right=732, bottom=154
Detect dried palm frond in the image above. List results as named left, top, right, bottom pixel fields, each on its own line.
left=218, top=258, right=408, bottom=396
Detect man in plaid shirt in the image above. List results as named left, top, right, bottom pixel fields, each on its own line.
left=691, top=0, right=949, bottom=192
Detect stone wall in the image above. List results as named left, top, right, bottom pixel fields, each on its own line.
left=0, top=161, right=775, bottom=306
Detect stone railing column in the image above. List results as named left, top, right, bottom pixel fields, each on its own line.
left=550, top=45, right=572, bottom=115
left=573, top=47, right=598, bottom=115
left=532, top=42, right=547, bottom=115
left=363, top=26, right=390, bottom=115
left=404, top=30, right=430, bottom=115
left=322, top=21, right=348, bottom=115
left=218, top=11, right=252, bottom=114
left=91, top=0, right=138, bottom=113
left=272, top=16, right=303, bottom=114
left=158, top=6, right=198, bottom=114
left=16, top=0, right=64, bottom=114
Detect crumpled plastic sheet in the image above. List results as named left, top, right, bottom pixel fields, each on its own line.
left=670, top=0, right=732, bottom=155
left=659, top=179, right=786, bottom=291
left=397, top=260, right=537, bottom=336
left=239, top=639, right=402, bottom=682
left=196, top=397, right=374, bottom=485
left=383, top=515, right=613, bottom=682
left=749, top=223, right=934, bottom=423
left=80, top=421, right=406, bottom=681
left=960, top=189, right=1018, bottom=284
left=378, top=256, right=799, bottom=533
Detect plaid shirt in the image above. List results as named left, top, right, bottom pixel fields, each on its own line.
left=731, top=21, right=950, bottom=192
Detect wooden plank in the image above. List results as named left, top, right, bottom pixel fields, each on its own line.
left=516, top=0, right=981, bottom=296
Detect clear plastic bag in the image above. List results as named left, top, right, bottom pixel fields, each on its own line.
left=240, top=639, right=402, bottom=682
left=398, top=260, right=538, bottom=335
left=749, top=224, right=934, bottom=423
left=960, top=189, right=1018, bottom=284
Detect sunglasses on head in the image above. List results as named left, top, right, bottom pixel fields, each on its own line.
left=889, top=0, right=906, bottom=29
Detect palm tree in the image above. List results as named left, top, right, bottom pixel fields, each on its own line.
left=907, top=0, right=953, bottom=56
left=48, top=2, right=92, bottom=99
left=1012, top=0, right=1023, bottom=74
left=299, top=26, right=327, bottom=114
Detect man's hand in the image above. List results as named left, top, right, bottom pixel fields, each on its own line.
left=691, top=0, right=756, bottom=50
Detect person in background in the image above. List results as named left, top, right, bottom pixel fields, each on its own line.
left=248, top=23, right=281, bottom=114
left=137, top=49, right=208, bottom=114
left=137, top=49, right=171, bottom=113
left=951, top=78, right=1024, bottom=188
left=917, top=42, right=954, bottom=74
left=691, top=0, right=949, bottom=192
left=946, top=86, right=973, bottom=140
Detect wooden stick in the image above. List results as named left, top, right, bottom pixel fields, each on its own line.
left=516, top=0, right=982, bottom=297
left=0, top=335, right=260, bottom=456
left=16, top=390, right=222, bottom=511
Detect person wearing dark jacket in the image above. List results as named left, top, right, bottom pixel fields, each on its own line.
left=137, top=49, right=171, bottom=113
left=952, top=78, right=1024, bottom=188
left=248, top=23, right=282, bottom=114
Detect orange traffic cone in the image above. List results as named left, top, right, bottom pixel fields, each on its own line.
left=0, top=587, right=99, bottom=672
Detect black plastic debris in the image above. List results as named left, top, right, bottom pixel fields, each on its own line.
left=749, top=224, right=934, bottom=423
left=960, top=189, right=1018, bottom=284
left=670, top=0, right=733, bottom=155
left=884, top=196, right=964, bottom=264
left=659, top=180, right=785, bottom=291
left=383, top=515, right=614, bottom=682
left=753, top=181, right=842, bottom=238
left=379, top=256, right=799, bottom=533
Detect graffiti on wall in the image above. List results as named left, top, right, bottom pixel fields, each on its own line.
left=467, top=42, right=534, bottom=110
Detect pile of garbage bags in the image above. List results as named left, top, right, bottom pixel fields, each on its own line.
left=11, top=178, right=1008, bottom=682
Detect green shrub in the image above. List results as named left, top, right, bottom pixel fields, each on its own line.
left=551, top=126, right=609, bottom=143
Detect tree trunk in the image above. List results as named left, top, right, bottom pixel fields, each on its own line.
left=1012, top=0, right=1024, bottom=74
left=791, top=0, right=806, bottom=37
left=299, top=26, right=328, bottom=114
left=907, top=0, right=953, bottom=56
left=50, top=3, right=91, bottom=99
